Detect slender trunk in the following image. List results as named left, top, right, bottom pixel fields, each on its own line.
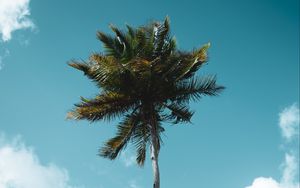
left=145, top=104, right=161, bottom=188
left=150, top=133, right=160, bottom=188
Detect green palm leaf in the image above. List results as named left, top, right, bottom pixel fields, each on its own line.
left=100, top=112, right=142, bottom=159
left=171, top=75, right=225, bottom=103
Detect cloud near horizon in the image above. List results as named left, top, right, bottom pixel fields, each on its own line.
left=0, top=133, right=79, bottom=188
left=245, top=104, right=299, bottom=188
left=0, top=0, right=35, bottom=42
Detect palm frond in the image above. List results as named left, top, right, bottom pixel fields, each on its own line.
left=126, top=24, right=136, bottom=38
left=132, top=121, right=150, bottom=166
left=174, top=43, right=209, bottom=81
left=163, top=103, right=194, bottom=124
left=70, top=54, right=131, bottom=91
left=170, top=75, right=225, bottom=103
left=159, top=51, right=192, bottom=81
left=75, top=92, right=132, bottom=107
left=68, top=61, right=90, bottom=73
left=180, top=42, right=210, bottom=79
left=161, top=37, right=176, bottom=60
left=160, top=43, right=210, bottom=82
left=68, top=97, right=137, bottom=122
left=68, top=60, right=109, bottom=88
left=135, top=28, right=147, bottom=53
left=110, top=25, right=133, bottom=60
left=99, top=112, right=141, bottom=159
left=153, top=16, right=170, bottom=57
left=89, top=53, right=124, bottom=72
left=97, top=31, right=123, bottom=58
left=137, top=25, right=155, bottom=60
left=68, top=56, right=121, bottom=89
left=135, top=134, right=147, bottom=166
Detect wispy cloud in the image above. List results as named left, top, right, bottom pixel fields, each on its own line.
left=245, top=104, right=299, bottom=188
left=0, top=0, right=35, bottom=42
left=279, top=103, right=299, bottom=142
left=280, top=153, right=299, bottom=188
left=0, top=48, right=10, bottom=70
left=129, top=180, right=140, bottom=188
left=121, top=150, right=136, bottom=167
left=0, top=132, right=80, bottom=188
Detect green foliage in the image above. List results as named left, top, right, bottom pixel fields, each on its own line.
left=68, top=17, right=225, bottom=166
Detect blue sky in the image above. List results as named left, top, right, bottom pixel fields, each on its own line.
left=0, top=0, right=299, bottom=188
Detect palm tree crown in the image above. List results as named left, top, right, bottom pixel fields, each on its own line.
left=68, top=17, right=224, bottom=168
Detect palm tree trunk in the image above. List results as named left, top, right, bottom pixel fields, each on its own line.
left=150, top=133, right=160, bottom=188
left=147, top=105, right=160, bottom=188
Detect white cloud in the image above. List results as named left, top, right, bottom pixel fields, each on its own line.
left=245, top=177, right=280, bottom=188
left=129, top=180, right=140, bottom=188
left=279, top=104, right=299, bottom=141
left=121, top=151, right=136, bottom=167
left=246, top=153, right=299, bottom=188
left=0, top=0, right=35, bottom=42
left=0, top=133, right=79, bottom=188
left=245, top=103, right=299, bottom=188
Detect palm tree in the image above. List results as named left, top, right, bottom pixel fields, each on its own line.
left=67, top=17, right=224, bottom=188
